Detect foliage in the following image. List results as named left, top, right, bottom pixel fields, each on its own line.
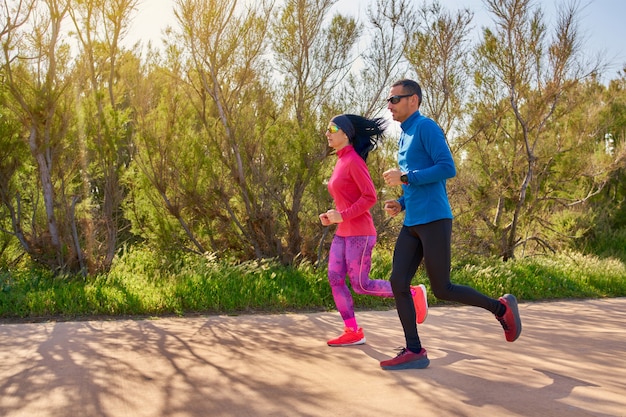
left=1, top=247, right=624, bottom=320
left=452, top=251, right=626, bottom=301
left=0, top=0, right=626, bottom=276
left=453, top=0, right=626, bottom=261
left=405, top=0, right=473, bottom=137
left=0, top=0, right=138, bottom=275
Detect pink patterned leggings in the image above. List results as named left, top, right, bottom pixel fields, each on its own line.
left=328, top=235, right=394, bottom=324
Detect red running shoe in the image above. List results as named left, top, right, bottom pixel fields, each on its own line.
left=496, top=294, right=522, bottom=342
left=380, top=347, right=430, bottom=370
left=327, top=327, right=366, bottom=347
left=411, top=284, right=428, bottom=324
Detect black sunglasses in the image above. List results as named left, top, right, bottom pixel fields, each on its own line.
left=386, top=94, right=414, bottom=104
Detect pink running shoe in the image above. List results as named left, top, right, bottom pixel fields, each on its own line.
left=327, top=327, right=366, bottom=347
left=411, top=284, right=428, bottom=324
left=496, top=294, right=522, bottom=342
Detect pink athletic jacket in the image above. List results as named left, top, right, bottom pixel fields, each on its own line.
left=327, top=145, right=377, bottom=237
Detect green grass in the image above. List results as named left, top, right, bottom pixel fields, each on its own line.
left=0, top=248, right=624, bottom=321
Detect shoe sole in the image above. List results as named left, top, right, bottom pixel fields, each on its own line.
left=413, top=284, right=428, bottom=324
left=327, top=338, right=366, bottom=347
left=381, top=357, right=430, bottom=370
left=502, top=294, right=522, bottom=342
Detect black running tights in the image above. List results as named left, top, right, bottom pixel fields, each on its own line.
left=390, top=219, right=502, bottom=352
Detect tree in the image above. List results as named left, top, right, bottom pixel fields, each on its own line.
left=68, top=0, right=139, bottom=273
left=129, top=42, right=223, bottom=256
left=269, top=0, right=364, bottom=261
left=0, top=0, right=142, bottom=274
left=0, top=0, right=79, bottom=271
left=404, top=0, right=473, bottom=140
left=130, top=0, right=282, bottom=260
left=457, top=0, right=619, bottom=260
left=579, top=68, right=626, bottom=258
left=342, top=0, right=414, bottom=117
left=0, top=81, right=30, bottom=261
left=335, top=0, right=417, bottom=244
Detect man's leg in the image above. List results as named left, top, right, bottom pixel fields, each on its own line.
left=389, top=226, right=423, bottom=352
left=420, top=219, right=522, bottom=342
left=420, top=219, right=501, bottom=313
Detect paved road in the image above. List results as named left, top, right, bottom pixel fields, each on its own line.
left=1, top=298, right=625, bottom=417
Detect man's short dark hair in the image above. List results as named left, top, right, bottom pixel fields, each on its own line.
left=392, top=79, right=422, bottom=106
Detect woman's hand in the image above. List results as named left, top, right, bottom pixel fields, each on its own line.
left=319, top=213, right=331, bottom=226
left=325, top=209, right=343, bottom=224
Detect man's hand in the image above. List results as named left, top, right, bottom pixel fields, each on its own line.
left=384, top=200, right=402, bottom=217
left=383, top=168, right=403, bottom=186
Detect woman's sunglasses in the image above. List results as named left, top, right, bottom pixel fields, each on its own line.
left=326, top=125, right=340, bottom=134
left=386, top=94, right=414, bottom=104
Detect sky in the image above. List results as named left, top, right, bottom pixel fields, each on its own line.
left=125, top=0, right=626, bottom=79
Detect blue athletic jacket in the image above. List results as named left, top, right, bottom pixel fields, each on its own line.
left=396, top=111, right=456, bottom=226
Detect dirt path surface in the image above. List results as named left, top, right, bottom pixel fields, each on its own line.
left=1, top=298, right=625, bottom=417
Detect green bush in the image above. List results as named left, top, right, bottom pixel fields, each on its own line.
left=0, top=247, right=624, bottom=321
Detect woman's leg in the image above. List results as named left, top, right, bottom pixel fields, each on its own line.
left=328, top=235, right=357, bottom=329
left=345, top=236, right=394, bottom=297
